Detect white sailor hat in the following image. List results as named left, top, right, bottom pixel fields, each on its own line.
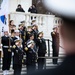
left=27, top=40, right=34, bottom=48
left=43, top=0, right=75, bottom=19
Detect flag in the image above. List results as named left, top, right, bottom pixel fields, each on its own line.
left=0, top=15, right=6, bottom=25
left=0, top=0, right=9, bottom=32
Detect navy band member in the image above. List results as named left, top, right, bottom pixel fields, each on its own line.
left=51, top=27, right=59, bottom=64
left=1, top=29, right=12, bottom=75
left=18, top=24, right=27, bottom=50
left=32, top=25, right=39, bottom=43
left=9, top=20, right=16, bottom=33
left=27, top=33, right=37, bottom=53
left=25, top=40, right=37, bottom=74
left=12, top=39, right=23, bottom=75
left=37, top=32, right=47, bottom=70
left=15, top=30, right=22, bottom=43
left=26, top=26, right=34, bottom=41
left=11, top=29, right=17, bottom=46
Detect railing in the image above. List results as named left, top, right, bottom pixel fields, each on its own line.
left=9, top=12, right=62, bottom=39
left=9, top=12, right=55, bottom=39
left=45, top=39, right=65, bottom=57
left=0, top=39, right=65, bottom=59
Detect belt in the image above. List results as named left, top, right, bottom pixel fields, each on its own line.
left=3, top=46, right=12, bottom=48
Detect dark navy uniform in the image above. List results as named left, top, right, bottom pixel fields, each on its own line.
left=11, top=37, right=17, bottom=46
left=36, top=38, right=46, bottom=70
left=26, top=31, right=34, bottom=41
left=16, top=8, right=25, bottom=12
left=32, top=29, right=38, bottom=43
left=25, top=47, right=37, bottom=74
left=19, top=29, right=27, bottom=48
left=51, top=32, right=59, bottom=64
left=27, top=39, right=37, bottom=52
left=28, top=7, right=37, bottom=13
left=1, top=36, right=12, bottom=70
left=12, top=45, right=23, bottom=75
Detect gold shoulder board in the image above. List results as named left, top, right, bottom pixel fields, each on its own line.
left=28, top=32, right=30, bottom=34
left=13, top=45, right=16, bottom=49
left=25, top=47, right=28, bottom=51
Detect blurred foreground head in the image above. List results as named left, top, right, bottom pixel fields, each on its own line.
left=43, top=0, right=75, bottom=54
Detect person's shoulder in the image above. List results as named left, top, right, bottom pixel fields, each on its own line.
left=16, top=8, right=19, bottom=11
left=2, top=36, right=4, bottom=38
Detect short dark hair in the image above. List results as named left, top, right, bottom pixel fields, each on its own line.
left=11, top=29, right=15, bottom=34
left=29, top=33, right=34, bottom=38
left=18, top=4, right=21, bottom=7
left=9, top=20, right=13, bottom=25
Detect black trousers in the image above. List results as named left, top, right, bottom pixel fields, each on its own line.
left=2, top=48, right=11, bottom=70
left=26, top=63, right=36, bottom=74
left=52, top=45, right=59, bottom=64
left=13, top=64, right=22, bottom=75
left=38, top=53, right=45, bottom=70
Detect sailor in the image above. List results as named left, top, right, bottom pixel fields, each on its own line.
left=36, top=32, right=47, bottom=70
left=1, top=29, right=12, bottom=75
left=25, top=40, right=37, bottom=74
left=12, top=39, right=23, bottom=75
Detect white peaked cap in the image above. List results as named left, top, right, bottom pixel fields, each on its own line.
left=14, top=38, right=20, bottom=42
left=43, top=0, right=75, bottom=19
left=27, top=40, right=34, bottom=48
